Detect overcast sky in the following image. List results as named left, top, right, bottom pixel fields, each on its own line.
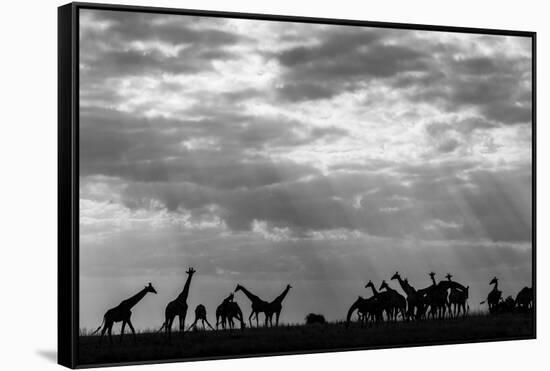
left=79, top=9, right=532, bottom=330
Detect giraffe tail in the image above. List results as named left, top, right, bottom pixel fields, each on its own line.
left=90, top=317, right=105, bottom=335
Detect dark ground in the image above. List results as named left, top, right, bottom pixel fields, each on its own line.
left=78, top=312, right=534, bottom=366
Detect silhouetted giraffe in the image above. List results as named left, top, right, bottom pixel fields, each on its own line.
left=224, top=302, right=245, bottom=330
left=234, top=284, right=269, bottom=327
left=425, top=272, right=448, bottom=319
left=379, top=280, right=407, bottom=322
left=92, top=283, right=157, bottom=345
left=265, top=284, right=292, bottom=327
left=515, top=286, right=533, bottom=310
left=160, top=267, right=195, bottom=341
left=480, top=277, right=502, bottom=313
left=445, top=273, right=469, bottom=318
left=365, top=280, right=393, bottom=322
left=216, top=293, right=234, bottom=330
left=391, top=272, right=421, bottom=321
left=345, top=295, right=381, bottom=328
left=188, top=304, right=214, bottom=331
left=216, top=293, right=245, bottom=330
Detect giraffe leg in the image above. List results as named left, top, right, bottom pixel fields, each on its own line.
left=187, top=318, right=198, bottom=331
left=120, top=321, right=126, bottom=343
left=248, top=311, right=254, bottom=328
left=166, top=318, right=173, bottom=343
left=180, top=313, right=187, bottom=337
left=276, top=312, right=280, bottom=327
left=127, top=319, right=136, bottom=344
left=99, top=324, right=107, bottom=345
left=107, top=324, right=113, bottom=345
left=204, top=318, right=214, bottom=330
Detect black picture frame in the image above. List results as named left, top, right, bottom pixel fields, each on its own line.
left=58, top=2, right=536, bottom=368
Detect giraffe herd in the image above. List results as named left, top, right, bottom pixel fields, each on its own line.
left=92, top=267, right=292, bottom=345
left=347, top=272, right=533, bottom=328
left=90, top=268, right=532, bottom=345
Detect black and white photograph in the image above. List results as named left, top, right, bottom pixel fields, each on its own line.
left=63, top=2, right=534, bottom=368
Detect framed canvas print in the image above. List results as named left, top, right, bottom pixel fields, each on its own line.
left=58, top=2, right=536, bottom=368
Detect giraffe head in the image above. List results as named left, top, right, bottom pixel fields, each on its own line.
left=391, top=271, right=400, bottom=281
left=490, top=277, right=498, bottom=285
left=429, top=272, right=436, bottom=279
left=224, top=292, right=234, bottom=303
left=446, top=273, right=453, bottom=281
left=146, top=282, right=157, bottom=294
left=186, top=267, right=196, bottom=276
left=286, top=284, right=293, bottom=290
left=379, top=280, right=389, bottom=291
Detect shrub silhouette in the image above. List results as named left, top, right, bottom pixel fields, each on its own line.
left=305, top=313, right=326, bottom=325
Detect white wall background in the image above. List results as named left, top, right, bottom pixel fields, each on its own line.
left=0, top=0, right=546, bottom=370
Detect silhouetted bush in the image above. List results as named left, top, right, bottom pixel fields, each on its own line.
left=305, top=313, right=326, bottom=325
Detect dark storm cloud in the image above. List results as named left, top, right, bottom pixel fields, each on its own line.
left=80, top=10, right=244, bottom=81
left=406, top=54, right=532, bottom=125
left=95, top=11, right=240, bottom=46
left=274, top=28, right=431, bottom=101
left=80, top=107, right=351, bottom=190
left=113, top=159, right=531, bottom=243
left=275, top=82, right=338, bottom=102
left=79, top=13, right=532, bottom=242
left=273, top=27, right=531, bottom=128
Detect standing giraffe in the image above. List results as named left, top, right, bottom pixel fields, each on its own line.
left=187, top=304, right=214, bottom=331
left=445, top=273, right=469, bottom=318
left=265, top=284, right=292, bottom=327
left=515, top=286, right=533, bottom=311
left=160, top=267, right=196, bottom=341
left=379, top=280, right=407, bottom=322
left=234, top=284, right=269, bottom=327
left=346, top=295, right=382, bottom=328
left=391, top=272, right=422, bottom=321
left=425, top=272, right=448, bottom=319
left=480, top=277, right=502, bottom=314
left=216, top=293, right=245, bottom=330
left=216, top=293, right=234, bottom=330
left=92, top=283, right=157, bottom=345
left=365, top=280, right=393, bottom=322
left=225, top=302, right=245, bottom=330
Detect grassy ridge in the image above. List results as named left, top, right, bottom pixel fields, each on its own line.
left=78, top=312, right=534, bottom=366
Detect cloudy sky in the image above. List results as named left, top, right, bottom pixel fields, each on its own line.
left=79, top=9, right=532, bottom=330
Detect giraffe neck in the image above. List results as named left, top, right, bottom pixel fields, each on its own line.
left=368, top=285, right=378, bottom=295
left=430, top=276, right=437, bottom=286
left=238, top=286, right=261, bottom=303
left=272, top=286, right=290, bottom=304
left=222, top=294, right=233, bottom=305
left=176, top=273, right=194, bottom=302
left=122, top=287, right=149, bottom=309
left=397, top=277, right=414, bottom=295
